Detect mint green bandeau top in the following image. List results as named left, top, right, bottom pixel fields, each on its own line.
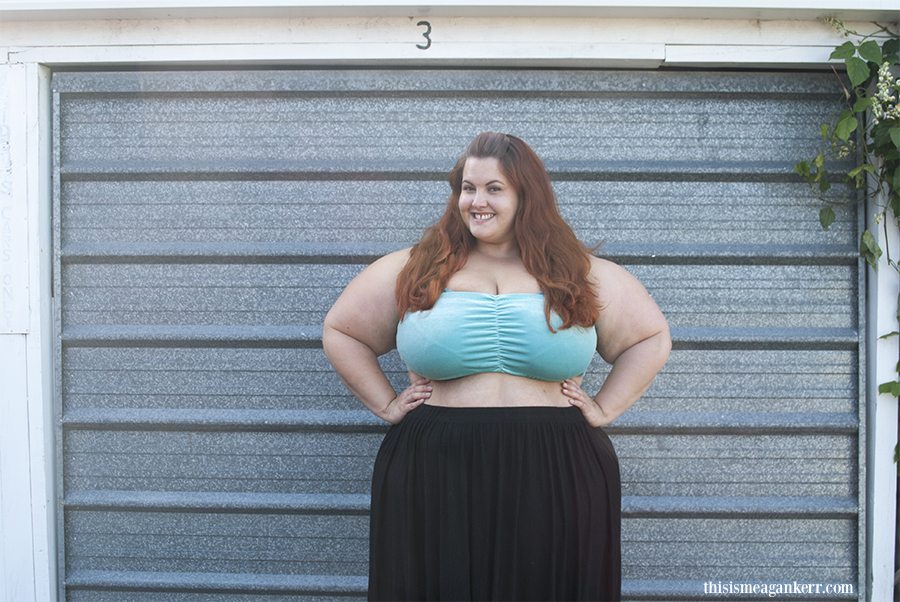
left=395, top=290, right=597, bottom=382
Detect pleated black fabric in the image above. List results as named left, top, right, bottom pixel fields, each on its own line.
left=369, top=404, right=621, bottom=602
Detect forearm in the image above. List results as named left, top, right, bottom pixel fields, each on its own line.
left=322, top=324, right=398, bottom=419
left=593, top=331, right=671, bottom=423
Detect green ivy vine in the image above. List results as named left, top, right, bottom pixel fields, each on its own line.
left=794, top=18, right=899, bottom=464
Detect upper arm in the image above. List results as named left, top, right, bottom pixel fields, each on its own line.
left=591, top=256, right=670, bottom=364
left=323, top=248, right=411, bottom=357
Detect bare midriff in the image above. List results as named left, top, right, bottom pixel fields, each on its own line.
left=408, top=370, right=583, bottom=408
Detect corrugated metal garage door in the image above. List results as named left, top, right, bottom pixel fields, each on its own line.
left=53, top=70, right=864, bottom=601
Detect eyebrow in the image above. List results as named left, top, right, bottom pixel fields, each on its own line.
left=462, top=179, right=504, bottom=186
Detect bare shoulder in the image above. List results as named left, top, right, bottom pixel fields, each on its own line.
left=588, top=255, right=624, bottom=279
left=377, top=247, right=413, bottom=269
left=347, top=247, right=412, bottom=292
left=587, top=255, right=647, bottom=303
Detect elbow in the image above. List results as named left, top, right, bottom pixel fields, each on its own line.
left=632, top=325, right=672, bottom=369
left=322, top=310, right=343, bottom=362
left=654, top=323, right=672, bottom=367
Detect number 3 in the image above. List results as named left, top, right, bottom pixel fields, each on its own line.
left=416, top=21, right=432, bottom=50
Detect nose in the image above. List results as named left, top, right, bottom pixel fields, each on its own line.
left=472, top=189, right=488, bottom=207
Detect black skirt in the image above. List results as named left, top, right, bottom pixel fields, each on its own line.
left=369, top=404, right=621, bottom=602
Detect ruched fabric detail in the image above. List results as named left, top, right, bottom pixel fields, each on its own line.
left=369, top=404, right=621, bottom=601
left=396, top=291, right=597, bottom=382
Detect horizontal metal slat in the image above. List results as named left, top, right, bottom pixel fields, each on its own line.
left=671, top=327, right=858, bottom=351
left=65, top=570, right=367, bottom=595
left=624, top=495, right=858, bottom=519
left=63, top=409, right=389, bottom=432
left=60, top=325, right=323, bottom=348
left=60, top=241, right=858, bottom=266
left=58, top=160, right=448, bottom=181
left=60, top=324, right=859, bottom=350
left=610, top=411, right=857, bottom=435
left=62, top=408, right=857, bottom=435
left=52, top=69, right=847, bottom=96
left=60, top=242, right=405, bottom=264
left=64, top=491, right=369, bottom=515
left=58, top=159, right=837, bottom=183
left=64, top=490, right=856, bottom=519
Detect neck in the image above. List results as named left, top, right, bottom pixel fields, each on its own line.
left=472, top=239, right=520, bottom=261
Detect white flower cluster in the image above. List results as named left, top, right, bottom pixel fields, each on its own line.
left=872, top=62, right=900, bottom=124
left=836, top=142, right=854, bottom=159
left=821, top=16, right=848, bottom=36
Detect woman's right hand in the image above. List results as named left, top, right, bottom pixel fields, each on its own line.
left=381, top=378, right=432, bottom=424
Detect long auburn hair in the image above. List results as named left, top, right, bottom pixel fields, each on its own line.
left=396, top=132, right=599, bottom=330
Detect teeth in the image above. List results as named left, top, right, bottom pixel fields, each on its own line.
left=474, top=213, right=494, bottom=219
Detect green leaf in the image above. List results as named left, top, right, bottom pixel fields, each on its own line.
left=890, top=127, right=900, bottom=150
left=878, top=331, right=900, bottom=340
left=883, top=38, right=900, bottom=66
left=820, top=123, right=830, bottom=141
left=845, top=56, right=870, bottom=87
left=819, top=206, right=835, bottom=229
left=834, top=110, right=858, bottom=142
left=814, top=153, right=825, bottom=169
left=858, top=40, right=884, bottom=64
left=861, top=228, right=883, bottom=270
left=853, top=97, right=874, bottom=113
left=794, top=161, right=810, bottom=177
left=848, top=165, right=876, bottom=178
left=878, top=380, right=900, bottom=396
left=830, top=41, right=856, bottom=60
left=819, top=179, right=831, bottom=194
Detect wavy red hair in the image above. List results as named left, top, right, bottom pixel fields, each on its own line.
left=396, top=132, right=599, bottom=330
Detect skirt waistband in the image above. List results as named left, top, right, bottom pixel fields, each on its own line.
left=407, top=403, right=587, bottom=424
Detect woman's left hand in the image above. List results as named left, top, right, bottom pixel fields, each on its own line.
left=562, top=379, right=609, bottom=427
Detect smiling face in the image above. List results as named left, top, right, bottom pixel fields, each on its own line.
left=458, top=157, right=520, bottom=251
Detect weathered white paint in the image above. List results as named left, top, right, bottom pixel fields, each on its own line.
left=0, top=16, right=861, bottom=68
left=0, top=15, right=860, bottom=46
left=0, top=62, right=54, bottom=602
left=0, top=64, right=28, bottom=334
left=664, top=44, right=850, bottom=68
left=0, top=334, right=34, bottom=601
left=24, top=61, right=55, bottom=602
left=5, top=16, right=876, bottom=69
left=9, top=42, right=670, bottom=68
left=0, top=0, right=896, bottom=21
left=867, top=194, right=899, bottom=602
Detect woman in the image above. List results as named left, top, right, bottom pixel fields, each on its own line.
left=323, top=132, right=670, bottom=601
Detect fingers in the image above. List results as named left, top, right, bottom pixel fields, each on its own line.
left=562, top=379, right=604, bottom=427
left=398, top=379, right=432, bottom=410
left=408, top=378, right=432, bottom=401
left=383, top=379, right=433, bottom=424
left=561, top=379, right=590, bottom=406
